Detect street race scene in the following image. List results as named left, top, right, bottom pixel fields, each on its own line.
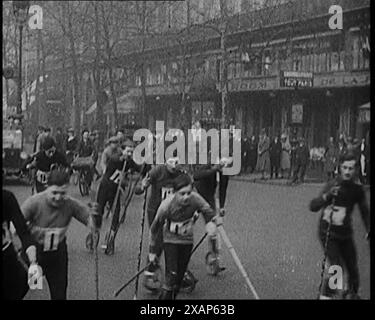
left=2, top=0, right=370, bottom=301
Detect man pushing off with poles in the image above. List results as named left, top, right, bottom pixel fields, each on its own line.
left=310, top=153, right=370, bottom=299
left=148, top=173, right=218, bottom=300
left=20, top=169, right=100, bottom=300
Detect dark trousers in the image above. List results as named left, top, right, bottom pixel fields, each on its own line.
left=35, top=181, right=47, bottom=193
left=2, top=245, right=29, bottom=300
left=270, top=162, right=280, bottom=178
left=162, top=243, right=193, bottom=299
left=319, top=233, right=359, bottom=296
left=37, top=240, right=68, bottom=300
left=97, top=179, right=120, bottom=229
left=292, top=163, right=307, bottom=183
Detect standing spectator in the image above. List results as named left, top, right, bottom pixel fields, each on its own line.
left=280, top=133, right=291, bottom=178
left=248, top=135, right=258, bottom=173
left=241, top=136, right=251, bottom=174
left=291, top=138, right=310, bottom=184
left=76, top=129, right=95, bottom=186
left=256, top=128, right=270, bottom=180
left=269, top=136, right=282, bottom=179
left=55, top=127, right=65, bottom=154
left=90, top=130, right=101, bottom=180
left=33, top=126, right=45, bottom=153
left=336, top=139, right=347, bottom=176
left=65, top=128, right=78, bottom=165
left=289, top=131, right=298, bottom=177
left=116, top=129, right=125, bottom=148
left=324, top=137, right=338, bottom=181
left=359, top=138, right=368, bottom=184
left=77, top=129, right=94, bottom=157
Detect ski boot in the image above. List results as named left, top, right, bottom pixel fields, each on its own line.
left=103, top=230, right=116, bottom=255
left=205, top=252, right=226, bottom=276
left=85, top=231, right=100, bottom=252
left=180, top=270, right=198, bottom=293
left=143, top=264, right=162, bottom=293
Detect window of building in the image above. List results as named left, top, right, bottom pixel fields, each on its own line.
left=350, top=30, right=370, bottom=71
left=161, top=63, right=167, bottom=83
left=146, top=65, right=152, bottom=85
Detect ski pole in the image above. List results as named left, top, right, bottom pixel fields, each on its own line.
left=133, top=188, right=148, bottom=300
left=191, top=232, right=208, bottom=257
left=114, top=263, right=151, bottom=297
left=317, top=197, right=335, bottom=299
left=89, top=183, right=100, bottom=300
left=216, top=219, right=260, bottom=300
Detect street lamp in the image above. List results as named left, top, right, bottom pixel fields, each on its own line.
left=13, top=0, right=30, bottom=117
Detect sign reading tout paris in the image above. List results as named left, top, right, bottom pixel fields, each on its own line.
left=280, top=71, right=314, bottom=88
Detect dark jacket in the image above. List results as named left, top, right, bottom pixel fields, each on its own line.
left=269, top=140, right=282, bottom=163
left=77, top=139, right=94, bottom=157
left=295, top=143, right=310, bottom=165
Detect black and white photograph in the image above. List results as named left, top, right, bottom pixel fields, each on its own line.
left=2, top=0, right=371, bottom=303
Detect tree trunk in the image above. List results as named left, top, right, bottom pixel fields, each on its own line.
left=219, top=0, right=228, bottom=130
left=93, top=3, right=105, bottom=146
left=139, top=1, right=147, bottom=128
left=108, top=67, right=119, bottom=129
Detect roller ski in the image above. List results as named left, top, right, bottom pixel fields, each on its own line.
left=180, top=270, right=199, bottom=293
left=205, top=251, right=226, bottom=276
left=143, top=262, right=162, bottom=293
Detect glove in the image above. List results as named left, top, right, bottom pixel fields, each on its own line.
left=134, top=185, right=144, bottom=195
left=28, top=263, right=43, bottom=290
left=141, top=177, right=150, bottom=190
left=219, top=208, right=225, bottom=217
left=323, top=185, right=340, bottom=202
left=205, top=221, right=217, bottom=237
left=148, top=253, right=157, bottom=265
left=25, top=245, right=37, bottom=265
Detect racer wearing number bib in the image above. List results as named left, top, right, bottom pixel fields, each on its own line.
left=21, top=171, right=98, bottom=300
left=149, top=174, right=215, bottom=300
left=33, top=139, right=68, bottom=193
left=96, top=152, right=141, bottom=228
left=143, top=163, right=184, bottom=282
left=310, top=154, right=370, bottom=299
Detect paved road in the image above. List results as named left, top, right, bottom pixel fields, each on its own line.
left=4, top=179, right=370, bottom=300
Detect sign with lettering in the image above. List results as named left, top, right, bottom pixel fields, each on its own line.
left=291, top=103, right=303, bottom=124
left=315, top=72, right=370, bottom=88
left=228, top=77, right=277, bottom=92
left=280, top=71, right=313, bottom=88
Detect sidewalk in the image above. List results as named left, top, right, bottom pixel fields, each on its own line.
left=231, top=172, right=370, bottom=190
left=230, top=172, right=325, bottom=186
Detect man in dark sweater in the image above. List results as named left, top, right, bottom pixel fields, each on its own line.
left=3, top=189, right=39, bottom=300
left=309, top=154, right=370, bottom=299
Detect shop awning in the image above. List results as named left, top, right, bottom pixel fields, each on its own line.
left=358, top=102, right=370, bottom=109
left=189, top=72, right=218, bottom=98
left=86, top=92, right=138, bottom=115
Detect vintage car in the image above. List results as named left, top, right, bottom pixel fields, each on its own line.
left=3, top=127, right=28, bottom=177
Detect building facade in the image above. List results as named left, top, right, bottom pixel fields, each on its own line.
left=114, top=0, right=370, bottom=147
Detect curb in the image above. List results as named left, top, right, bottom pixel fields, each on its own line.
left=230, top=176, right=324, bottom=186
left=230, top=176, right=371, bottom=189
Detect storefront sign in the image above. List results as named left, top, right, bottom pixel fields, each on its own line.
left=358, top=109, right=370, bottom=123
left=228, top=77, right=277, bottom=92
left=280, top=71, right=313, bottom=88
left=291, top=103, right=303, bottom=124
left=315, top=72, right=370, bottom=88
